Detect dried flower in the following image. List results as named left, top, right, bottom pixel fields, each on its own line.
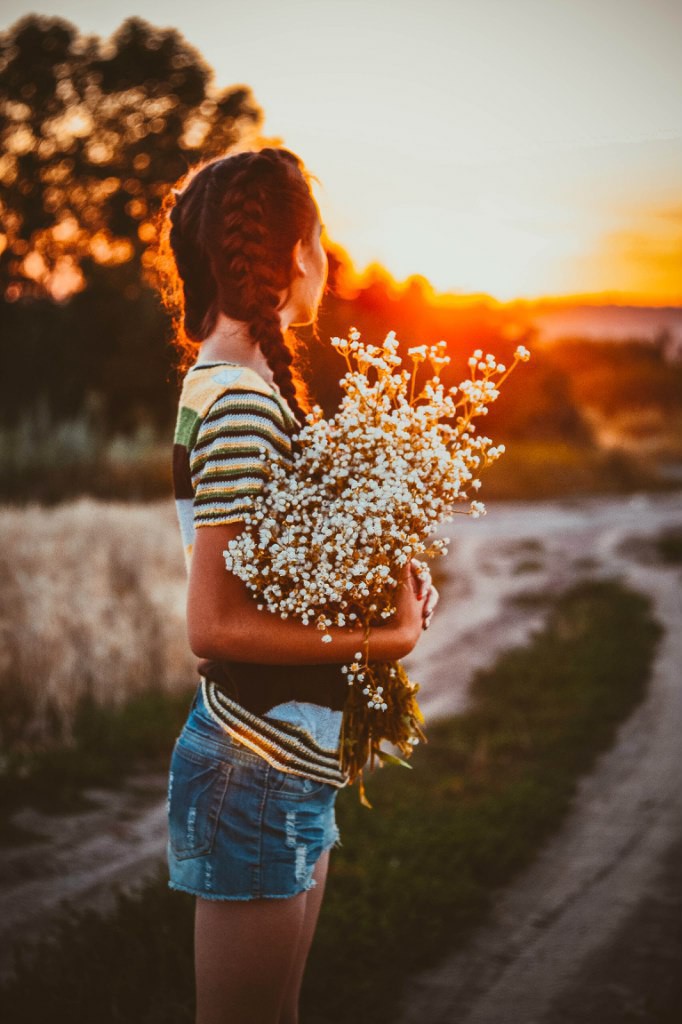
left=223, top=328, right=530, bottom=795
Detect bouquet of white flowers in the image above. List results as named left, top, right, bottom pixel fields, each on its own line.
left=224, top=328, right=530, bottom=802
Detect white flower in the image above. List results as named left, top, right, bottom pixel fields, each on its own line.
left=221, top=326, right=528, bottom=731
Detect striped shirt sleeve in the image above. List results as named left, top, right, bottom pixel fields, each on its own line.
left=189, top=388, right=293, bottom=527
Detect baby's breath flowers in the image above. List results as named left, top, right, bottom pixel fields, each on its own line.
left=223, top=328, right=530, bottom=802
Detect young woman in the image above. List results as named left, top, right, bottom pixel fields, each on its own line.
left=163, top=146, right=438, bottom=1024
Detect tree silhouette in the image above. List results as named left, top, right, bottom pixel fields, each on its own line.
left=0, top=13, right=628, bottom=497
left=0, top=14, right=265, bottom=300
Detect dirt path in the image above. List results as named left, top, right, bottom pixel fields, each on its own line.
left=1, top=491, right=681, bottom=1005
left=398, top=492, right=682, bottom=1023
left=0, top=773, right=169, bottom=983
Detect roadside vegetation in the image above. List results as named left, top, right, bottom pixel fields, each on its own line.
left=0, top=497, right=196, bottom=840
left=0, top=576, right=663, bottom=1023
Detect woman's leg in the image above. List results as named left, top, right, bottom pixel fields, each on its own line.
left=277, top=848, right=331, bottom=1024
left=193, top=848, right=331, bottom=1024
left=194, top=887, right=310, bottom=1024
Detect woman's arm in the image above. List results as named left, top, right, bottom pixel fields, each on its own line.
left=186, top=522, right=429, bottom=664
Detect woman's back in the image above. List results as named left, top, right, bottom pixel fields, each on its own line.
left=172, top=356, right=348, bottom=785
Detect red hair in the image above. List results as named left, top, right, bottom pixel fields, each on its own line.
left=153, top=147, right=322, bottom=422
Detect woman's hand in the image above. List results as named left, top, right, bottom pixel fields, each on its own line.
left=410, top=560, right=440, bottom=630
left=391, top=560, right=431, bottom=652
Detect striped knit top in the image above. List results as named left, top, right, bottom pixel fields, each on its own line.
left=172, top=360, right=349, bottom=789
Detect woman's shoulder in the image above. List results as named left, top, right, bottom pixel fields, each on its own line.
left=180, top=363, right=280, bottom=415
left=175, top=363, right=295, bottom=450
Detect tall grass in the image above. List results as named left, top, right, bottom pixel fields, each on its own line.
left=0, top=498, right=194, bottom=760
left=1, top=404, right=677, bottom=506
left=479, top=439, right=675, bottom=499
left=0, top=577, right=663, bottom=1023
left=0, top=403, right=172, bottom=503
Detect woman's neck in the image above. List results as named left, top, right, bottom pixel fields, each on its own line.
left=197, top=314, right=275, bottom=384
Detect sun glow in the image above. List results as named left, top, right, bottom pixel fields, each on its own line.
left=1, top=0, right=680, bottom=306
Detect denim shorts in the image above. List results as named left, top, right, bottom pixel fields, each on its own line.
left=166, top=682, right=342, bottom=900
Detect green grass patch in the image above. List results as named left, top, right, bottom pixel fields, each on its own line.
left=653, top=524, right=682, bottom=565
left=572, top=555, right=600, bottom=571
left=512, top=557, right=545, bottom=574
left=2, top=434, right=681, bottom=506
left=508, top=588, right=552, bottom=608
left=615, top=524, right=682, bottom=570
left=0, top=686, right=196, bottom=840
left=478, top=440, right=680, bottom=501
left=0, top=578, right=663, bottom=1022
left=509, top=538, right=545, bottom=554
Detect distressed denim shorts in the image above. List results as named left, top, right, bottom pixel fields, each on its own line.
left=166, top=682, right=342, bottom=900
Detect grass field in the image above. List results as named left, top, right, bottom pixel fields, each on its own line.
left=0, top=498, right=194, bottom=757
left=0, top=576, right=663, bottom=1023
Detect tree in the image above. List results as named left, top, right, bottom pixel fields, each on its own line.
left=0, top=14, right=266, bottom=301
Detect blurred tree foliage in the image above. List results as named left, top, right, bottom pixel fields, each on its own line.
left=546, top=337, right=682, bottom=416
left=0, top=14, right=676, bottom=468
left=0, top=14, right=265, bottom=430
left=301, top=270, right=594, bottom=447
left=0, top=13, right=262, bottom=297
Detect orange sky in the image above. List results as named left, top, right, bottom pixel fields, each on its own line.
left=4, top=0, right=682, bottom=305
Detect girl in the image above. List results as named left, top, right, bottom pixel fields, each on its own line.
left=163, top=146, right=437, bottom=1024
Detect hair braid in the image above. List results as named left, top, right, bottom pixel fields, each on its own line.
left=168, top=174, right=218, bottom=341
left=162, top=147, right=321, bottom=425
left=209, top=160, right=308, bottom=421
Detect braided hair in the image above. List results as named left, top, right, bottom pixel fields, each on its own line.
left=165, top=147, right=321, bottom=424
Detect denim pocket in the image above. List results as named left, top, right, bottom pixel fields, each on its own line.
left=266, top=767, right=333, bottom=802
left=167, top=741, right=231, bottom=860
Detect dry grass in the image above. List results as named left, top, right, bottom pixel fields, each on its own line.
left=0, top=577, right=663, bottom=1022
left=0, top=498, right=194, bottom=755
left=479, top=439, right=676, bottom=500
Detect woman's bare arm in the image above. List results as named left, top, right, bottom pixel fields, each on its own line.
left=186, top=522, right=429, bottom=664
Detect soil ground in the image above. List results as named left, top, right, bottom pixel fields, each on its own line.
left=399, top=491, right=682, bottom=1023
left=2, top=491, right=681, bottom=1022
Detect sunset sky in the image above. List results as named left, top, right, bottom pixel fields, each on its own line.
left=3, top=0, right=681, bottom=304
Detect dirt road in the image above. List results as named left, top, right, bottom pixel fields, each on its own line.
left=1, top=490, right=681, bottom=1013
left=0, top=772, right=169, bottom=982
left=399, top=490, right=682, bottom=1023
